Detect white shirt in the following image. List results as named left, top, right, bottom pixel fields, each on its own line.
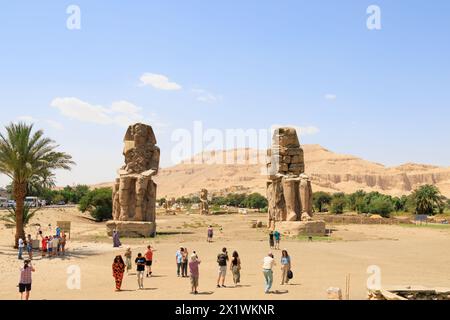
left=263, top=256, right=275, bottom=270
left=18, top=239, right=24, bottom=248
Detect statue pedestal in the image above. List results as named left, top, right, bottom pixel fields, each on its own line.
left=277, top=220, right=326, bottom=236
left=106, top=221, right=156, bottom=238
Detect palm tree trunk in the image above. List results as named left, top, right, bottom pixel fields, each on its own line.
left=13, top=182, right=26, bottom=248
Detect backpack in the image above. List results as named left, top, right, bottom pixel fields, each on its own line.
left=218, top=254, right=227, bottom=266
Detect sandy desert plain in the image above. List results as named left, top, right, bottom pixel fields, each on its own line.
left=1, top=206, right=450, bottom=300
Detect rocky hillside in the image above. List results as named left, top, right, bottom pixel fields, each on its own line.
left=151, top=145, right=450, bottom=199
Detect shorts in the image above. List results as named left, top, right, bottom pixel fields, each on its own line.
left=146, top=261, right=153, bottom=267
left=190, top=276, right=199, bottom=287
left=19, top=283, right=32, bottom=293
left=48, top=248, right=53, bottom=253
left=218, top=266, right=227, bottom=277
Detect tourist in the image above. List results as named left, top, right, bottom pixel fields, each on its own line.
left=281, top=250, right=292, bottom=285
left=112, top=255, right=126, bottom=292
left=230, top=251, right=241, bottom=287
left=26, top=234, right=33, bottom=260
left=135, top=253, right=146, bottom=290
left=41, top=236, right=48, bottom=258
left=207, top=226, right=214, bottom=243
left=189, top=253, right=201, bottom=295
left=263, top=253, right=276, bottom=294
left=18, top=238, right=24, bottom=260
left=37, top=225, right=43, bottom=238
left=269, top=231, right=275, bottom=249
left=56, top=226, right=61, bottom=237
left=52, top=235, right=60, bottom=257
left=113, top=230, right=122, bottom=248
left=182, top=247, right=189, bottom=278
left=274, top=230, right=281, bottom=250
left=124, top=248, right=133, bottom=274
left=176, top=248, right=184, bottom=277
left=18, top=260, right=35, bottom=300
left=145, top=246, right=154, bottom=278
left=60, top=233, right=67, bottom=256
left=217, top=247, right=229, bottom=288
left=47, top=236, right=53, bottom=258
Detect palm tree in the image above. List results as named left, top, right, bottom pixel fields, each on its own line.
left=0, top=122, right=74, bottom=247
left=0, top=204, right=40, bottom=227
left=412, top=185, right=444, bottom=215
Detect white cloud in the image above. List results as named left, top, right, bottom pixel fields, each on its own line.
left=50, top=97, right=158, bottom=128
left=271, top=124, right=320, bottom=136
left=192, top=89, right=222, bottom=104
left=324, top=94, right=337, bottom=101
left=139, top=73, right=182, bottom=91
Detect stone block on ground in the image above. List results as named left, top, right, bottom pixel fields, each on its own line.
left=106, top=221, right=156, bottom=238
left=277, top=220, right=326, bottom=236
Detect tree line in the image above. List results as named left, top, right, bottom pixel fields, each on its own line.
left=313, top=185, right=449, bottom=217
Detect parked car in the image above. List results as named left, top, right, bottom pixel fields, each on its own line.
left=57, top=201, right=66, bottom=206
left=7, top=200, right=16, bottom=208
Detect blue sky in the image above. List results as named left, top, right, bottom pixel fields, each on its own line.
left=0, top=0, right=449, bottom=186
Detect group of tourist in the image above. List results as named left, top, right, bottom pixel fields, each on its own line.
left=18, top=226, right=67, bottom=260
left=269, top=230, right=282, bottom=250
left=108, top=241, right=292, bottom=296
left=112, top=245, right=155, bottom=291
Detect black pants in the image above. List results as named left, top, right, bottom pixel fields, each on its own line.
left=182, top=262, right=188, bottom=277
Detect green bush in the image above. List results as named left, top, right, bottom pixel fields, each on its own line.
left=313, top=191, right=332, bottom=212
left=243, top=193, right=268, bottom=210
left=367, top=197, right=394, bottom=218
left=330, top=193, right=346, bottom=214
left=79, top=188, right=113, bottom=221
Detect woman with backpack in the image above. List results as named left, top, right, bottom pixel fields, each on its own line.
left=281, top=250, right=292, bottom=285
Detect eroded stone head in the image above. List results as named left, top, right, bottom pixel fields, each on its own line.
left=122, top=123, right=160, bottom=174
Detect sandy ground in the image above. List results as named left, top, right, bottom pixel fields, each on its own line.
left=1, top=207, right=450, bottom=300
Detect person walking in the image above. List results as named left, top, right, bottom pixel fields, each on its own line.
left=135, top=253, right=146, bottom=289
left=263, top=253, right=276, bottom=294
left=207, top=226, right=214, bottom=243
left=269, top=231, right=275, bottom=250
left=18, top=238, right=25, bottom=260
left=124, top=247, right=133, bottom=274
left=217, top=248, right=229, bottom=288
left=145, top=246, right=154, bottom=278
left=18, top=260, right=35, bottom=300
left=189, top=254, right=201, bottom=295
left=230, top=251, right=241, bottom=287
left=182, top=248, right=189, bottom=278
left=176, top=248, right=184, bottom=277
left=274, top=230, right=281, bottom=250
left=113, top=230, right=122, bottom=248
left=281, top=250, right=292, bottom=285
left=112, top=255, right=126, bottom=292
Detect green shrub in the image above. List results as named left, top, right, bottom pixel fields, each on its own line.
left=330, top=193, right=346, bottom=214
left=79, top=188, right=113, bottom=221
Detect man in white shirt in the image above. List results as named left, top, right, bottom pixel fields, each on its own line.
left=263, top=253, right=276, bottom=294
left=18, top=238, right=25, bottom=260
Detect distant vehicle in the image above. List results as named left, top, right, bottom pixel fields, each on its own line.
left=25, top=196, right=40, bottom=208
left=57, top=201, right=66, bottom=206
left=0, top=197, right=8, bottom=208
left=7, top=200, right=16, bottom=208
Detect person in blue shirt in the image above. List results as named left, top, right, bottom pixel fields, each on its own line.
left=176, top=248, right=184, bottom=277
left=274, top=231, right=281, bottom=250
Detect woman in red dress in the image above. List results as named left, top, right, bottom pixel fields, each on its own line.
left=112, top=255, right=126, bottom=291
